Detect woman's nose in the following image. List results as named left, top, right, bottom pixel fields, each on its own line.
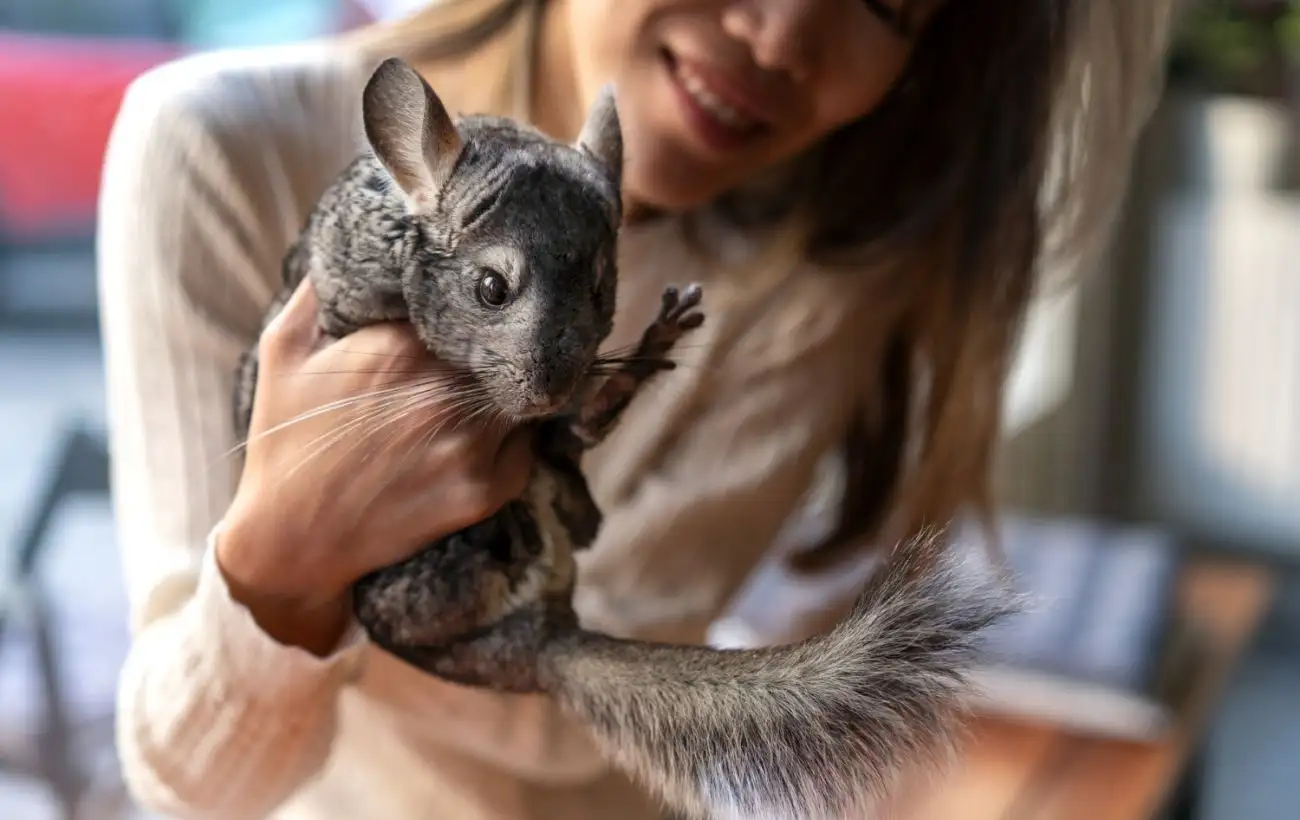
left=720, top=0, right=816, bottom=81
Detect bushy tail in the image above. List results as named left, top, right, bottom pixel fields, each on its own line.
left=540, top=532, right=1017, bottom=820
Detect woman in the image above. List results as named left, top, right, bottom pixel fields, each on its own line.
left=97, top=1, right=1175, bottom=818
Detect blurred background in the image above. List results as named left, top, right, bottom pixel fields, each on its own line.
left=0, top=0, right=1297, bottom=818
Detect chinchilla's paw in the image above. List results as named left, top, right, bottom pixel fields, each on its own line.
left=652, top=284, right=704, bottom=338
left=623, top=283, right=705, bottom=370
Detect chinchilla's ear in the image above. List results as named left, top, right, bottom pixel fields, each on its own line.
left=575, top=83, right=622, bottom=186
left=362, top=57, right=463, bottom=208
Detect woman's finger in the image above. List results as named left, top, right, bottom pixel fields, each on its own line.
left=261, top=278, right=322, bottom=365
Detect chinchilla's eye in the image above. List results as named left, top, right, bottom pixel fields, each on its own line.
left=477, top=269, right=509, bottom=308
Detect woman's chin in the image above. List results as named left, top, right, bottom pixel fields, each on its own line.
left=622, top=172, right=725, bottom=217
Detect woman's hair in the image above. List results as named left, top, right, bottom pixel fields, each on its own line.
left=349, top=0, right=1178, bottom=573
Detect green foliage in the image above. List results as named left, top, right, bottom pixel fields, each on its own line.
left=1168, top=0, right=1300, bottom=97
left=1278, top=5, right=1300, bottom=57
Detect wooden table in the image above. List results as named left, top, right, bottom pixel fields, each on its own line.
left=888, top=559, right=1275, bottom=820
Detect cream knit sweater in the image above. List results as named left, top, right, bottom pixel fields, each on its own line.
left=97, top=37, right=890, bottom=820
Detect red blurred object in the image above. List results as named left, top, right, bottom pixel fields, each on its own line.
left=0, top=30, right=183, bottom=242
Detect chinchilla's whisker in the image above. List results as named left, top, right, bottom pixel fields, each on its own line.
left=360, top=394, right=438, bottom=463
left=274, top=377, right=460, bottom=478
left=361, top=399, right=487, bottom=513
left=607, top=337, right=711, bottom=356
left=594, top=351, right=681, bottom=362
left=299, top=367, right=464, bottom=414
left=590, top=360, right=669, bottom=372
left=272, top=334, right=485, bottom=374
left=442, top=401, right=493, bottom=429
left=265, top=376, right=436, bottom=430
left=474, top=410, right=505, bottom=438
left=411, top=385, right=493, bottom=425
left=334, top=400, right=441, bottom=481
left=221, top=372, right=468, bottom=460
left=441, top=400, right=489, bottom=437
left=459, top=401, right=499, bottom=433
left=438, top=357, right=480, bottom=372
left=379, top=398, right=468, bottom=451
left=367, top=382, right=497, bottom=456
left=284, top=367, right=471, bottom=381
left=282, top=388, right=460, bottom=486
left=371, top=375, right=481, bottom=429
left=292, top=386, right=428, bottom=460
left=594, top=343, right=707, bottom=364
left=221, top=382, right=413, bottom=461
left=592, top=350, right=647, bottom=363
left=288, top=337, right=431, bottom=360
left=465, top=391, right=510, bottom=429
left=594, top=335, right=706, bottom=357
left=588, top=355, right=709, bottom=375
left=361, top=432, right=431, bottom=511
left=364, top=388, right=499, bottom=506
left=274, top=407, right=387, bottom=488
left=419, top=405, right=473, bottom=443
left=272, top=339, right=430, bottom=363
left=453, top=387, right=508, bottom=431
left=586, top=368, right=668, bottom=380
left=460, top=405, right=507, bottom=441
left=440, top=379, right=495, bottom=401
left=588, top=360, right=677, bottom=373
left=595, top=341, right=638, bottom=357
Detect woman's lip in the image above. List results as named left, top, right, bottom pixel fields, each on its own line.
left=662, top=50, right=765, bottom=154
left=664, top=49, right=784, bottom=128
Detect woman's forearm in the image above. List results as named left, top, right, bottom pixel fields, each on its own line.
left=97, top=71, right=361, bottom=817
left=117, top=540, right=366, bottom=820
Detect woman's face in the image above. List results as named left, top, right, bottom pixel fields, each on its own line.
left=563, top=0, right=927, bottom=212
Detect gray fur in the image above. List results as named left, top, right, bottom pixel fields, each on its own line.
left=542, top=531, right=1017, bottom=820
left=234, top=60, right=624, bottom=430
left=232, top=57, right=1016, bottom=820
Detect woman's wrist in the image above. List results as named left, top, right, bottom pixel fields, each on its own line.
left=215, top=503, right=353, bottom=657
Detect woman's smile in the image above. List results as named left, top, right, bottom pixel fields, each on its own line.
left=659, top=46, right=775, bottom=154
left=555, top=1, right=918, bottom=210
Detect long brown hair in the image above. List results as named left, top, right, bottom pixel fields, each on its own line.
left=349, top=0, right=1178, bottom=572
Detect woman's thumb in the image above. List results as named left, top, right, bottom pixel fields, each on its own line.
left=492, top=424, right=537, bottom=503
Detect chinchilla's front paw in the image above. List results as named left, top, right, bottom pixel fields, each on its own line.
left=643, top=284, right=704, bottom=356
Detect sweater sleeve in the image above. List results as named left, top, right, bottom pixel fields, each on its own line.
left=98, top=59, right=368, bottom=820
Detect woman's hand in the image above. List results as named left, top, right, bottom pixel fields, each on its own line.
left=216, top=278, right=535, bottom=654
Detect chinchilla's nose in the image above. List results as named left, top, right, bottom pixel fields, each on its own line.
left=520, top=326, right=587, bottom=414
left=541, top=326, right=586, bottom=392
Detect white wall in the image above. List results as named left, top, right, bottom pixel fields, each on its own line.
left=1137, top=191, right=1300, bottom=552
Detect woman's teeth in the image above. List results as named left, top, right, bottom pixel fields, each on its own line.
left=675, top=63, right=757, bottom=132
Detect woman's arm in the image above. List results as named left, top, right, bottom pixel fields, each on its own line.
left=98, top=65, right=367, bottom=820
left=99, top=48, right=592, bottom=814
